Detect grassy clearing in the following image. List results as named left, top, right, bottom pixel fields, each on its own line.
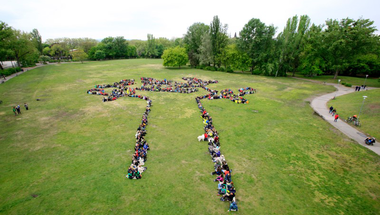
left=290, top=74, right=380, bottom=88
left=0, top=59, right=379, bottom=214
left=328, top=89, right=380, bottom=139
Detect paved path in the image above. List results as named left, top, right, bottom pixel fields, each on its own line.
left=295, top=78, right=380, bottom=155
left=0, top=63, right=46, bottom=84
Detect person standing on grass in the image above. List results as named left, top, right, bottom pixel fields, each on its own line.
left=24, top=103, right=29, bottom=110
left=16, top=105, right=21, bottom=114
left=334, top=113, right=339, bottom=122
left=12, top=106, right=17, bottom=116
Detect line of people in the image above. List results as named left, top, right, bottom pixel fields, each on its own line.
left=87, top=77, right=256, bottom=211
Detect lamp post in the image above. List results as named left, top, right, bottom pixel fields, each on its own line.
left=358, top=96, right=367, bottom=121
left=363, top=75, right=368, bottom=88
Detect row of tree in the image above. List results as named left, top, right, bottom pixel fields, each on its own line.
left=0, top=21, right=183, bottom=67
left=175, top=15, right=380, bottom=77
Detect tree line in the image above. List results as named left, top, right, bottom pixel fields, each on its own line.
left=164, top=15, right=380, bottom=77
left=1, top=15, right=379, bottom=77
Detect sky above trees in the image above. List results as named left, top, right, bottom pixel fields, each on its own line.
left=1, top=0, right=379, bottom=40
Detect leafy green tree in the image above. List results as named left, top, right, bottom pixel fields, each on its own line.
left=0, top=21, right=14, bottom=70
left=198, top=33, right=213, bottom=66
left=277, top=15, right=310, bottom=76
left=146, top=34, right=157, bottom=58
left=298, top=24, right=326, bottom=77
left=210, top=16, right=228, bottom=67
left=38, top=55, right=51, bottom=64
left=49, top=44, right=66, bottom=63
left=162, top=46, right=188, bottom=68
left=238, top=18, right=276, bottom=73
left=126, top=45, right=137, bottom=58
left=101, top=37, right=117, bottom=59
left=42, top=47, right=51, bottom=56
left=184, top=22, right=209, bottom=67
left=324, top=18, right=377, bottom=79
left=94, top=50, right=105, bottom=60
left=31, top=29, right=43, bottom=54
left=9, top=30, right=37, bottom=67
left=71, top=49, right=88, bottom=63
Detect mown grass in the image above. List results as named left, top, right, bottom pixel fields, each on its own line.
left=290, top=74, right=380, bottom=88
left=0, top=59, right=379, bottom=215
left=328, top=89, right=380, bottom=139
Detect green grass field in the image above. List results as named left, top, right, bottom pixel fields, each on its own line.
left=1, top=59, right=379, bottom=215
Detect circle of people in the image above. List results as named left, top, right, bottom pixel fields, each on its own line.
left=87, top=77, right=257, bottom=212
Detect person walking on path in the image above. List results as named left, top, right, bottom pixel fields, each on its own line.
left=24, top=103, right=29, bottom=110
left=334, top=114, right=339, bottom=122
left=329, top=106, right=333, bottom=114
left=12, top=106, right=17, bottom=116
left=332, top=108, right=336, bottom=116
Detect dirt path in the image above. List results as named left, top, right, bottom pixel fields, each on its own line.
left=294, top=77, right=380, bottom=155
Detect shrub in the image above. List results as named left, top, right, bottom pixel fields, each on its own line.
left=226, top=67, right=234, bottom=73
left=205, top=66, right=216, bottom=71
left=0, top=67, right=21, bottom=76
left=252, top=69, right=262, bottom=75
left=218, top=67, right=225, bottom=72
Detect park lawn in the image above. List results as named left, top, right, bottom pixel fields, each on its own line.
left=0, top=59, right=379, bottom=215
left=290, top=74, right=380, bottom=88
left=328, top=89, right=380, bottom=139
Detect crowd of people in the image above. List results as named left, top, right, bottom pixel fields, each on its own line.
left=87, top=77, right=256, bottom=211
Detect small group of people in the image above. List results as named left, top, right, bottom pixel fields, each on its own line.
left=12, top=103, right=28, bottom=116
left=329, top=106, right=339, bottom=122
left=355, top=85, right=366, bottom=91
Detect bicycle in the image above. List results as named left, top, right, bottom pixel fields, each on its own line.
left=353, top=120, right=361, bottom=127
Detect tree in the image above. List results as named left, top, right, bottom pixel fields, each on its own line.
left=31, top=29, right=43, bottom=54
left=277, top=15, right=310, bottom=76
left=42, top=47, right=51, bottom=56
left=38, top=55, right=51, bottom=64
left=161, top=46, right=188, bottom=68
left=298, top=24, right=326, bottom=77
left=184, top=22, right=209, bottom=67
left=237, top=18, right=276, bottom=73
left=126, top=45, right=137, bottom=58
left=0, top=21, right=14, bottom=70
left=198, top=33, right=213, bottom=66
left=146, top=34, right=157, bottom=58
left=210, top=16, right=228, bottom=67
left=71, top=49, right=88, bottom=63
left=94, top=50, right=105, bottom=60
left=49, top=44, right=66, bottom=63
left=325, top=18, right=378, bottom=78
left=9, top=30, right=37, bottom=67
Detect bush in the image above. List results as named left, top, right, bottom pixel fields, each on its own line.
left=341, top=83, right=352, bottom=87
left=205, top=66, right=216, bottom=71
left=0, top=67, right=21, bottom=76
left=252, top=69, right=262, bottom=75
left=226, top=67, right=234, bottom=73
left=218, top=67, right=225, bottom=72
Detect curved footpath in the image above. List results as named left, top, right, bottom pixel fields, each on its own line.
left=295, top=78, right=380, bottom=155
